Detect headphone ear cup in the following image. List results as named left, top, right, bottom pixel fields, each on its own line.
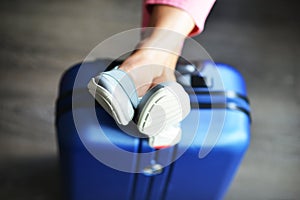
left=134, top=84, right=165, bottom=136
left=88, top=69, right=139, bottom=126
left=135, top=82, right=190, bottom=138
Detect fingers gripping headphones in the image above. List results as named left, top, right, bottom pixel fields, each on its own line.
left=87, top=68, right=190, bottom=149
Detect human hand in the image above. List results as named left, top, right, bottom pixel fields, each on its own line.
left=118, top=48, right=178, bottom=97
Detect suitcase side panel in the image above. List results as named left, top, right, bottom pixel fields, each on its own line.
left=56, top=110, right=140, bottom=200
left=164, top=109, right=250, bottom=200
left=56, top=60, right=141, bottom=200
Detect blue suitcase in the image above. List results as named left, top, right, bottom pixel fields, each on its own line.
left=55, top=59, right=251, bottom=200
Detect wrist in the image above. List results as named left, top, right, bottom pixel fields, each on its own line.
left=139, top=28, right=185, bottom=56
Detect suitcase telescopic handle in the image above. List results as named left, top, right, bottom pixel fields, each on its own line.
left=175, top=61, right=213, bottom=88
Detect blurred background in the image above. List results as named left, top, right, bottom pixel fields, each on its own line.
left=0, top=0, right=299, bottom=199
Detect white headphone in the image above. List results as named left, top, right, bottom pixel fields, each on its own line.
left=88, top=68, right=190, bottom=149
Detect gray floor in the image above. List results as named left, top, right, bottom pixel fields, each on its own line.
left=0, top=0, right=299, bottom=199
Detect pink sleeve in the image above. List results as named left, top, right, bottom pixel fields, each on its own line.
left=142, top=0, right=216, bottom=36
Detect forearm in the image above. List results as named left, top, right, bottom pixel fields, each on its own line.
left=139, top=5, right=195, bottom=55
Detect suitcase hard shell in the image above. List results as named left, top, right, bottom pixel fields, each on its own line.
left=55, top=59, right=251, bottom=200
